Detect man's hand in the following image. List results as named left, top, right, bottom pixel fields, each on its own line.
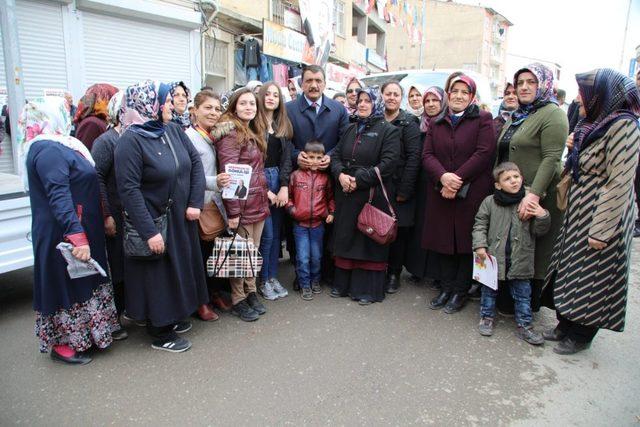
left=297, top=152, right=312, bottom=169
left=318, top=154, right=330, bottom=170
left=186, top=207, right=201, bottom=221
left=147, top=234, right=165, bottom=254
left=104, top=216, right=117, bottom=237
left=71, top=245, right=91, bottom=262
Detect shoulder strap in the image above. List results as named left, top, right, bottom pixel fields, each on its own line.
left=162, top=134, right=180, bottom=211
left=368, top=166, right=396, bottom=219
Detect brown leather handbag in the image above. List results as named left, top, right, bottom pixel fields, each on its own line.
left=357, top=167, right=398, bottom=245
left=556, top=172, right=572, bottom=211
left=198, top=201, right=225, bottom=241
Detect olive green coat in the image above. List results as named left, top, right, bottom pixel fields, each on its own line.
left=497, top=103, right=569, bottom=279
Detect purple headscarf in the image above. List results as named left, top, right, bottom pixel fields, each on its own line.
left=419, top=86, right=446, bottom=133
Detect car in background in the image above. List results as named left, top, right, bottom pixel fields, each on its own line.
left=361, top=69, right=495, bottom=110
left=0, top=173, right=32, bottom=274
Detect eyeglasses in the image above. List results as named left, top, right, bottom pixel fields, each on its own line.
left=346, top=88, right=361, bottom=94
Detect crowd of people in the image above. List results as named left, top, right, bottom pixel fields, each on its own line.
left=17, top=62, right=640, bottom=365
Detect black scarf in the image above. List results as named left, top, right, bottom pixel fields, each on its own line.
left=493, top=186, right=525, bottom=206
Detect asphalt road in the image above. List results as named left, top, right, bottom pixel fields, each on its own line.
left=1, top=244, right=639, bottom=426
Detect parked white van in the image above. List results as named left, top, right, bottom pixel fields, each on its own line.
left=0, top=173, right=32, bottom=273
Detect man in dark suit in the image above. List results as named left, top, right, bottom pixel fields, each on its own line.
left=285, top=65, right=349, bottom=289
left=234, top=180, right=248, bottom=199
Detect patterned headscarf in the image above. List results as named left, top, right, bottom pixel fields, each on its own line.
left=169, top=81, right=191, bottom=129
left=420, top=86, right=447, bottom=133
left=406, top=84, right=426, bottom=117
left=566, top=68, right=640, bottom=180
left=510, top=63, right=556, bottom=126
left=220, top=90, right=234, bottom=112
left=18, top=97, right=94, bottom=189
left=74, top=83, right=119, bottom=125
left=121, top=80, right=172, bottom=138
left=107, top=91, right=124, bottom=129
left=355, top=87, right=384, bottom=133
left=288, top=77, right=302, bottom=100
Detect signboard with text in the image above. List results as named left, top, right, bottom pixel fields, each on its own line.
left=366, top=49, right=387, bottom=71
left=262, top=20, right=309, bottom=65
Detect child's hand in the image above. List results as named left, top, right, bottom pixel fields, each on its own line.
left=475, top=247, right=488, bottom=261
left=326, top=214, right=334, bottom=224
left=526, top=201, right=547, bottom=218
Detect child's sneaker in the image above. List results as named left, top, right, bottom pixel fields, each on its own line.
left=311, top=281, right=322, bottom=294
left=478, top=317, right=494, bottom=336
left=516, top=325, right=544, bottom=345
left=259, top=280, right=279, bottom=301
left=301, top=287, right=313, bottom=300
left=270, top=278, right=289, bottom=298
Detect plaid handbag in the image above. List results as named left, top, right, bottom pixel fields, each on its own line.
left=207, top=230, right=263, bottom=278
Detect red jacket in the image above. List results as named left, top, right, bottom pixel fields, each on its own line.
left=212, top=121, right=269, bottom=225
left=286, top=169, right=335, bottom=228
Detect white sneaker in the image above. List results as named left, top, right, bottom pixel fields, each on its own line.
left=260, top=280, right=279, bottom=301
left=270, top=278, right=289, bottom=298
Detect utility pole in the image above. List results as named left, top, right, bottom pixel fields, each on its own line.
left=418, top=0, right=426, bottom=69
left=619, top=0, right=632, bottom=71
left=0, top=0, right=26, bottom=176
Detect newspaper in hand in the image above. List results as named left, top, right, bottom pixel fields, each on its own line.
left=56, top=242, right=108, bottom=280
left=222, top=164, right=252, bottom=200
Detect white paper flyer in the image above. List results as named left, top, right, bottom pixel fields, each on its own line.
left=472, top=253, right=498, bottom=290
left=222, top=164, right=252, bottom=200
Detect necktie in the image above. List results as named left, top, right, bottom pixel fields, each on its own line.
left=311, top=102, right=318, bottom=115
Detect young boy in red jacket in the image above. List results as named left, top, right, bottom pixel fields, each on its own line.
left=286, top=141, right=335, bottom=301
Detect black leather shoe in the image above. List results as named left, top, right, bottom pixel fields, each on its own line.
left=246, top=292, right=266, bottom=315
left=542, top=327, right=566, bottom=342
left=429, top=291, right=452, bottom=310
left=553, top=337, right=591, bottom=355
left=50, top=349, right=92, bottom=365
left=443, top=293, right=467, bottom=314
left=358, top=298, right=373, bottom=306
left=386, top=273, right=400, bottom=294
left=330, top=288, right=347, bottom=298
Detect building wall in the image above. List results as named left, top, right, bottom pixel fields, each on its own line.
left=218, top=0, right=270, bottom=23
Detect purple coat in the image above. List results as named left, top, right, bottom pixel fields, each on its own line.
left=421, top=106, right=496, bottom=255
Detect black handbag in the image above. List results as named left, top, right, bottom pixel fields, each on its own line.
left=123, top=134, right=179, bottom=260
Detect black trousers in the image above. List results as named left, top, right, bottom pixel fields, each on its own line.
left=556, top=312, right=598, bottom=344
left=113, top=281, right=125, bottom=316
left=388, top=227, right=411, bottom=274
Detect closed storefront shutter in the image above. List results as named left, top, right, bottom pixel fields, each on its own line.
left=0, top=0, right=68, bottom=174
left=81, top=12, right=193, bottom=91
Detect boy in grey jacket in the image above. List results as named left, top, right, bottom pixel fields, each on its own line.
left=472, top=162, right=550, bottom=345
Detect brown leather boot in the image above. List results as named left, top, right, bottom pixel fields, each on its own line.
left=197, top=304, right=219, bottom=321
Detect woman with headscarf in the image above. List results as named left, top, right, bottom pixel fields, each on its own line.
left=379, top=81, right=421, bottom=294
left=115, top=80, right=208, bottom=353
left=344, top=77, right=364, bottom=116
left=21, top=97, right=118, bottom=365
left=543, top=69, right=640, bottom=354
left=493, top=83, right=519, bottom=137
left=287, top=77, right=302, bottom=102
left=405, top=85, right=425, bottom=118
left=404, top=86, right=447, bottom=284
left=169, top=81, right=191, bottom=129
left=496, top=63, right=568, bottom=313
left=74, top=83, right=119, bottom=150
left=246, top=80, right=263, bottom=96
left=90, top=91, right=128, bottom=340
left=329, top=88, right=401, bottom=305
left=422, top=74, right=496, bottom=314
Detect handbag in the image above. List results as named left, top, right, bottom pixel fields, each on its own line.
left=556, top=172, right=572, bottom=211
left=123, top=134, right=179, bottom=260
left=357, top=167, right=398, bottom=245
left=198, top=201, right=225, bottom=241
left=207, top=226, right=263, bottom=278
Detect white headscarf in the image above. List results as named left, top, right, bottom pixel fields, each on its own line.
left=18, top=97, right=95, bottom=189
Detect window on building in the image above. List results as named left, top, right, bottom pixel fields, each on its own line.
left=334, top=0, right=345, bottom=37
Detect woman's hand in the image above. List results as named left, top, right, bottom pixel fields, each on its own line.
left=566, top=133, right=575, bottom=152
left=339, top=173, right=356, bottom=193
left=186, top=207, right=201, bottom=221
left=216, top=172, right=231, bottom=188
left=147, top=234, right=165, bottom=254
left=104, top=216, right=117, bottom=237
left=526, top=201, right=547, bottom=218
left=441, top=187, right=457, bottom=199
left=228, top=217, right=240, bottom=229
left=267, top=191, right=277, bottom=206
left=518, top=193, right=540, bottom=220
left=71, top=245, right=91, bottom=262
left=440, top=173, right=463, bottom=191
left=276, top=186, right=289, bottom=207
left=588, top=237, right=607, bottom=250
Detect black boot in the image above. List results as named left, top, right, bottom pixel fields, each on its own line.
left=553, top=337, right=591, bottom=355
left=443, top=293, right=467, bottom=314
left=386, top=273, right=400, bottom=294
left=429, top=291, right=452, bottom=310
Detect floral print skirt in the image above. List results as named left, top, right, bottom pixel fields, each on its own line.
left=34, top=283, right=119, bottom=353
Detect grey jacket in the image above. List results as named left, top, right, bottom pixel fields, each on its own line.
left=472, top=195, right=550, bottom=280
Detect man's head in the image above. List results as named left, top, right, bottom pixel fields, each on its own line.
left=493, top=162, right=523, bottom=194
left=301, top=65, right=326, bottom=102
left=303, top=140, right=325, bottom=171
left=332, top=92, right=346, bottom=105
left=556, top=89, right=566, bottom=106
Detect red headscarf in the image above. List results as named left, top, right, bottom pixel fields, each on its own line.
left=447, top=75, right=477, bottom=113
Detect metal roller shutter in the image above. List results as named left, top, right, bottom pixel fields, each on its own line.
left=81, top=12, right=193, bottom=91
left=0, top=0, right=67, bottom=174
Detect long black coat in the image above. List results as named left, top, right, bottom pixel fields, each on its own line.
left=115, top=123, right=209, bottom=327
left=390, top=110, right=422, bottom=227
left=330, top=117, right=401, bottom=263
